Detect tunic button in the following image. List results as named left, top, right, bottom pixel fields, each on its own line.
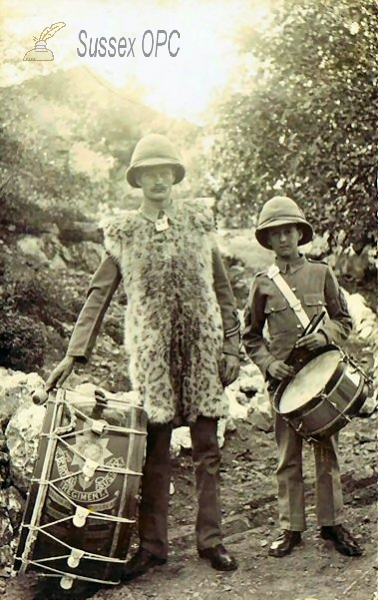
left=292, top=287, right=296, bottom=292
left=297, top=324, right=301, bottom=329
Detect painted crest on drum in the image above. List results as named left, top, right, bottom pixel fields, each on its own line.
left=55, top=431, right=126, bottom=504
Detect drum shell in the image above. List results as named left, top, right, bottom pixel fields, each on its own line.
left=14, top=389, right=147, bottom=586
left=274, top=345, right=368, bottom=441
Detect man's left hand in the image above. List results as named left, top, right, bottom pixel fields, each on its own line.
left=219, top=354, right=240, bottom=387
left=295, top=332, right=328, bottom=352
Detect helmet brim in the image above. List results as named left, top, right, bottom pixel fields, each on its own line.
left=255, top=218, right=313, bottom=249
left=126, top=158, right=186, bottom=188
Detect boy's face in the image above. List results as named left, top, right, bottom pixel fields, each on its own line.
left=267, top=224, right=303, bottom=260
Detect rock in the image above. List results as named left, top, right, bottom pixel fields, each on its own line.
left=5, top=400, right=46, bottom=494
left=49, top=253, right=67, bottom=270
left=171, top=427, right=191, bottom=457
left=239, top=375, right=261, bottom=396
left=60, top=240, right=102, bottom=272
left=0, top=451, right=10, bottom=488
left=217, top=418, right=228, bottom=448
left=355, top=431, right=376, bottom=444
left=239, top=361, right=264, bottom=383
left=0, top=433, right=7, bottom=452
left=248, top=391, right=273, bottom=432
left=16, top=236, right=49, bottom=267
left=344, top=292, right=377, bottom=338
left=357, top=391, right=377, bottom=417
left=0, top=489, right=23, bottom=569
left=334, top=244, right=376, bottom=281
left=0, top=543, right=14, bottom=570
left=58, top=220, right=103, bottom=244
left=226, top=389, right=250, bottom=421
left=0, top=488, right=24, bottom=534
left=0, top=506, right=13, bottom=548
left=0, top=368, right=46, bottom=428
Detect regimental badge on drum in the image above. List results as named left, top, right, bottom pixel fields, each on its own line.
left=54, top=431, right=126, bottom=503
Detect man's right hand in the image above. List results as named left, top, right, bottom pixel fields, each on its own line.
left=45, top=356, right=75, bottom=390
left=267, top=360, right=295, bottom=380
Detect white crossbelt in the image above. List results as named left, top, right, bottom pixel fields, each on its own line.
left=267, top=264, right=310, bottom=329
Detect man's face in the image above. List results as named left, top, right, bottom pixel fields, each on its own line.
left=267, top=224, right=303, bottom=260
left=135, top=165, right=175, bottom=203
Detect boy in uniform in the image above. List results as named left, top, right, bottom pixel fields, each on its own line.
left=242, top=196, right=362, bottom=558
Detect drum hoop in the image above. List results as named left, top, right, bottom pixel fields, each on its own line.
left=23, top=559, right=121, bottom=586
left=301, top=375, right=367, bottom=439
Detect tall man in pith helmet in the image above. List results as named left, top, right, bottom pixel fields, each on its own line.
left=47, top=133, right=241, bottom=578
left=242, top=196, right=362, bottom=558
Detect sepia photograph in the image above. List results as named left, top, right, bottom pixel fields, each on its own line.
left=0, top=1, right=377, bottom=599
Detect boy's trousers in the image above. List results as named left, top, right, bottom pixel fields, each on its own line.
left=274, top=409, right=344, bottom=531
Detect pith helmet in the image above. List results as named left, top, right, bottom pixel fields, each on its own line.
left=255, top=196, right=313, bottom=249
left=126, top=133, right=185, bottom=188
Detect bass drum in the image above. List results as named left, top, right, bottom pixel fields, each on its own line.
left=273, top=345, right=369, bottom=442
left=13, top=388, right=147, bottom=592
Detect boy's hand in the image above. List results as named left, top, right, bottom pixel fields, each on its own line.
left=219, top=354, right=240, bottom=387
left=295, top=332, right=328, bottom=352
left=45, top=356, right=75, bottom=390
left=267, top=360, right=295, bottom=380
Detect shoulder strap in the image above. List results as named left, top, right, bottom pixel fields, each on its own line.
left=267, top=264, right=310, bottom=329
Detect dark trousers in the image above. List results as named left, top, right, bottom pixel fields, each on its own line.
left=274, top=411, right=344, bottom=531
left=138, top=417, right=223, bottom=559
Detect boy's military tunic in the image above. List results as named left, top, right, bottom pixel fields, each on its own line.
left=243, top=254, right=353, bottom=531
left=243, top=255, right=352, bottom=377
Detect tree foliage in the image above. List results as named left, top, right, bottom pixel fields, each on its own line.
left=207, top=0, right=377, bottom=250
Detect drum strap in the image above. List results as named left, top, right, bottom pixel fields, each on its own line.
left=267, top=264, right=310, bottom=329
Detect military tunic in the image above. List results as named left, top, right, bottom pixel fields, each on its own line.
left=243, top=254, right=353, bottom=531
left=243, top=255, right=352, bottom=377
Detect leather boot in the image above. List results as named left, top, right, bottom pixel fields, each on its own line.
left=122, top=548, right=166, bottom=581
left=198, top=544, right=238, bottom=571
left=320, top=525, right=363, bottom=556
left=268, top=530, right=301, bottom=557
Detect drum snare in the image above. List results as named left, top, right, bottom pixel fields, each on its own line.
left=273, top=345, right=370, bottom=442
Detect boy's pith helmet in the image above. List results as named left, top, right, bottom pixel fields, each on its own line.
left=255, top=196, right=313, bottom=249
left=126, top=134, right=186, bottom=188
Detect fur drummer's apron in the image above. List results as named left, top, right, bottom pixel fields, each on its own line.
left=101, top=201, right=227, bottom=425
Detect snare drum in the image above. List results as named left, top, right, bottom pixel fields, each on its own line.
left=273, top=345, right=369, bottom=441
left=13, top=388, right=147, bottom=591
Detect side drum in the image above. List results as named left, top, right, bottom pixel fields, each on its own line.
left=13, top=388, right=147, bottom=591
left=273, top=345, right=369, bottom=442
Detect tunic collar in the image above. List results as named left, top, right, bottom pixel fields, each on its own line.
left=138, top=200, right=176, bottom=223
left=275, top=254, right=307, bottom=274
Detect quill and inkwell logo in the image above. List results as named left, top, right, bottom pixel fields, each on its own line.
left=23, top=22, right=66, bottom=61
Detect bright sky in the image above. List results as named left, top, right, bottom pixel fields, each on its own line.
left=1, top=0, right=271, bottom=122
